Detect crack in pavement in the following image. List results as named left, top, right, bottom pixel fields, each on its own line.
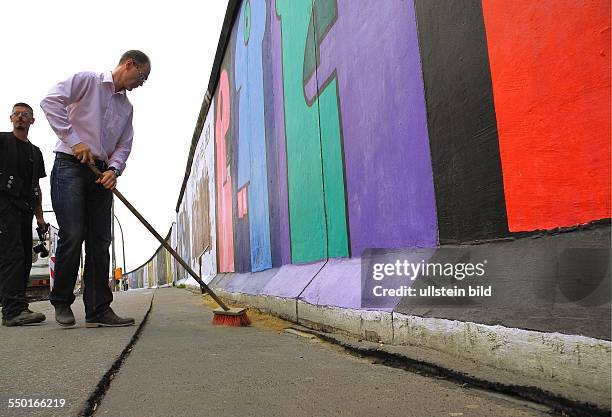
left=78, top=293, right=156, bottom=417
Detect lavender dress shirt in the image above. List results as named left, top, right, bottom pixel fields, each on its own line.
left=40, top=71, right=133, bottom=173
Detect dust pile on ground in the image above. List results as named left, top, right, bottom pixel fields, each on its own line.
left=200, top=294, right=290, bottom=332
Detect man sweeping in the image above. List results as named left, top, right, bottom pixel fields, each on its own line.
left=40, top=50, right=151, bottom=327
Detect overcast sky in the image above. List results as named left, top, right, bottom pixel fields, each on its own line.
left=0, top=0, right=229, bottom=271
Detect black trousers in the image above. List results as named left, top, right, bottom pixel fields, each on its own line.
left=49, top=156, right=113, bottom=320
left=0, top=202, right=33, bottom=319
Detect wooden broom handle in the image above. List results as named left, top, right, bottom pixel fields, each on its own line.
left=88, top=164, right=230, bottom=311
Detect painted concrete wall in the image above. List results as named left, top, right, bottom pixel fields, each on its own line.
left=126, top=0, right=610, bottom=338
left=215, top=0, right=608, bottom=264
left=124, top=229, right=175, bottom=290
left=177, top=108, right=217, bottom=285
left=481, top=0, right=611, bottom=232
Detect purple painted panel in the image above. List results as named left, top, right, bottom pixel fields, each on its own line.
left=298, top=258, right=363, bottom=309
left=298, top=257, right=394, bottom=311
left=260, top=261, right=326, bottom=298
left=305, top=0, right=438, bottom=256
left=270, top=0, right=292, bottom=265
left=216, top=268, right=280, bottom=294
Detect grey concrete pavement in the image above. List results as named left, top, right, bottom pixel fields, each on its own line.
left=94, top=288, right=552, bottom=417
left=0, top=289, right=154, bottom=417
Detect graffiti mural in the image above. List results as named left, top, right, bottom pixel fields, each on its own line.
left=215, top=68, right=236, bottom=273
left=191, top=173, right=211, bottom=259
left=197, top=110, right=218, bottom=282
left=481, top=0, right=611, bottom=231
left=233, top=0, right=273, bottom=272
left=177, top=197, right=192, bottom=280
left=123, top=229, right=172, bottom=290
left=191, top=120, right=214, bottom=262
left=131, top=0, right=609, bottom=301
left=306, top=0, right=438, bottom=253
left=276, top=0, right=348, bottom=264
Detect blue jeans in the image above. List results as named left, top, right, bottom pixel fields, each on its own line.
left=50, top=156, right=113, bottom=320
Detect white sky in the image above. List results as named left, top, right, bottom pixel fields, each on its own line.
left=0, top=0, right=229, bottom=272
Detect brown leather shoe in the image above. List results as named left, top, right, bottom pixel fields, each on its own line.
left=85, top=308, right=135, bottom=328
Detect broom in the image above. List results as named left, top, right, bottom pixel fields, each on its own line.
left=88, top=164, right=250, bottom=327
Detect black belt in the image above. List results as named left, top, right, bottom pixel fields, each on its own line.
left=55, top=152, right=108, bottom=170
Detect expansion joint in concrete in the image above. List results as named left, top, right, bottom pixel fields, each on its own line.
left=298, top=327, right=609, bottom=417
left=77, top=292, right=155, bottom=417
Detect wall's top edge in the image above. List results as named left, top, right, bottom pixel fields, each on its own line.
left=125, top=227, right=173, bottom=276
left=175, top=0, right=243, bottom=213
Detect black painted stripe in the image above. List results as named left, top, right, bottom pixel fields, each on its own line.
left=414, top=0, right=509, bottom=243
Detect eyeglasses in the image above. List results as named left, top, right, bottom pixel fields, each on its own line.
left=134, top=63, right=147, bottom=84
left=11, top=111, right=32, bottom=118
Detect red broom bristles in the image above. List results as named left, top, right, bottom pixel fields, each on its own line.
left=212, top=312, right=251, bottom=327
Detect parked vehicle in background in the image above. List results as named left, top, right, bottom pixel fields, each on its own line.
left=27, top=225, right=59, bottom=301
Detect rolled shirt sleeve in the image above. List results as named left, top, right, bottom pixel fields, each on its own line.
left=108, top=110, right=133, bottom=173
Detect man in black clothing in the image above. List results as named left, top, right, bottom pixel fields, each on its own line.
left=0, top=102, right=47, bottom=326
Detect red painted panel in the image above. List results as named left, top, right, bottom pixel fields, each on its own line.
left=482, top=0, right=611, bottom=231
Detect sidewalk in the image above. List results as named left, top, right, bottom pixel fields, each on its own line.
left=1, top=288, right=558, bottom=417
left=0, top=289, right=154, bottom=417
left=94, top=288, right=551, bottom=417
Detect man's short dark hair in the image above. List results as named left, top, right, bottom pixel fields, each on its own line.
left=119, top=50, right=150, bottom=66
left=13, top=102, right=33, bottom=112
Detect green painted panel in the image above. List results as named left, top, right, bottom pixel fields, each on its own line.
left=318, top=78, right=348, bottom=258
left=277, top=0, right=326, bottom=263
left=277, top=0, right=347, bottom=263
